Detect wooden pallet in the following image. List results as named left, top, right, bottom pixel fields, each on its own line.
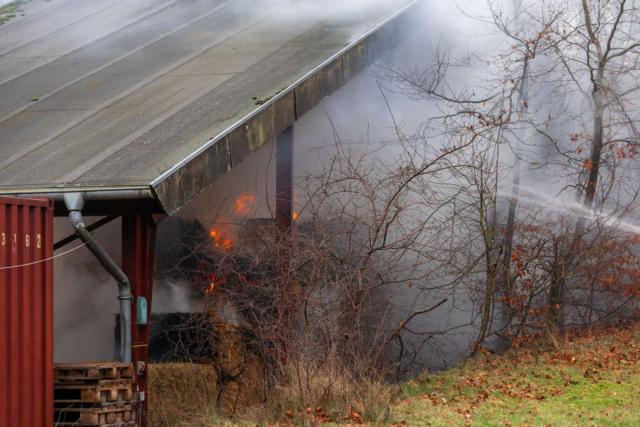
left=54, top=404, right=137, bottom=426
left=54, top=363, right=135, bottom=382
left=55, top=424, right=135, bottom=427
left=54, top=398, right=135, bottom=410
left=54, top=380, right=134, bottom=404
left=53, top=363, right=138, bottom=426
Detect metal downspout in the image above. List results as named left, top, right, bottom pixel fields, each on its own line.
left=63, top=193, right=132, bottom=363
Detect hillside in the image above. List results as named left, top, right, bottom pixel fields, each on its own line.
left=396, top=326, right=640, bottom=426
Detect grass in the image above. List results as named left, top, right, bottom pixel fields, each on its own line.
left=147, top=363, right=219, bottom=427
left=394, top=325, right=640, bottom=426
left=150, top=363, right=394, bottom=427
left=148, top=325, right=640, bottom=426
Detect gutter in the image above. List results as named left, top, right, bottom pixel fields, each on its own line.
left=63, top=192, right=132, bottom=363
left=0, top=187, right=155, bottom=202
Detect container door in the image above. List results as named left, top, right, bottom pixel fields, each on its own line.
left=0, top=196, right=54, bottom=427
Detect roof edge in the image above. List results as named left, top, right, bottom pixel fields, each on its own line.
left=153, top=0, right=424, bottom=215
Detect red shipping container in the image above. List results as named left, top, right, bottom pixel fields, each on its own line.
left=0, top=196, right=54, bottom=427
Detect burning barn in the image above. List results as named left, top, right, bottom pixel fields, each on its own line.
left=0, top=0, right=421, bottom=425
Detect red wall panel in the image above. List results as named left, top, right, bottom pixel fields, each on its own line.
left=0, top=196, right=54, bottom=427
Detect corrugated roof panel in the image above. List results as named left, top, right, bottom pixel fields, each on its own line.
left=0, top=0, right=420, bottom=214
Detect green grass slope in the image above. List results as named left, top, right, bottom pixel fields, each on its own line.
left=396, top=326, right=640, bottom=426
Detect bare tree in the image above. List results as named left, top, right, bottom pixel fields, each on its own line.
left=377, top=0, right=640, bottom=341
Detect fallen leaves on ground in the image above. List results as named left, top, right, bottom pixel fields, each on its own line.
left=396, top=323, right=640, bottom=426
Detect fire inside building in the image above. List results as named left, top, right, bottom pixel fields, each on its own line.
left=0, top=0, right=420, bottom=425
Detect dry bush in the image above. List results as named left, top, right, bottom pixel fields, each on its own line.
left=208, top=306, right=262, bottom=416
left=147, top=363, right=218, bottom=427
left=161, top=139, right=460, bottom=423
left=243, top=362, right=395, bottom=426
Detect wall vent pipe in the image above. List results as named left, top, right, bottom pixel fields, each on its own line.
left=63, top=193, right=132, bottom=363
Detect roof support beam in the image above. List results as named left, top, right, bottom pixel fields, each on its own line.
left=53, top=215, right=118, bottom=251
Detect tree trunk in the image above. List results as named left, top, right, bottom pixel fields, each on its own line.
left=554, top=0, right=606, bottom=322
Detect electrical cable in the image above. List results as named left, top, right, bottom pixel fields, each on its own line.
left=0, top=241, right=89, bottom=270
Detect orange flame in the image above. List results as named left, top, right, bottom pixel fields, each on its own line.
left=236, top=193, right=255, bottom=216
left=210, top=224, right=234, bottom=251
left=206, top=274, right=227, bottom=294
left=293, top=212, right=298, bottom=220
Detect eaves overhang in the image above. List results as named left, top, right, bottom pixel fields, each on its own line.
left=151, top=0, right=422, bottom=215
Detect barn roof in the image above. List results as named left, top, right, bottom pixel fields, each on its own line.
left=0, top=0, right=418, bottom=214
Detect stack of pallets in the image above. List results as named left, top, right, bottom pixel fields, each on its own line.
left=53, top=362, right=138, bottom=427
